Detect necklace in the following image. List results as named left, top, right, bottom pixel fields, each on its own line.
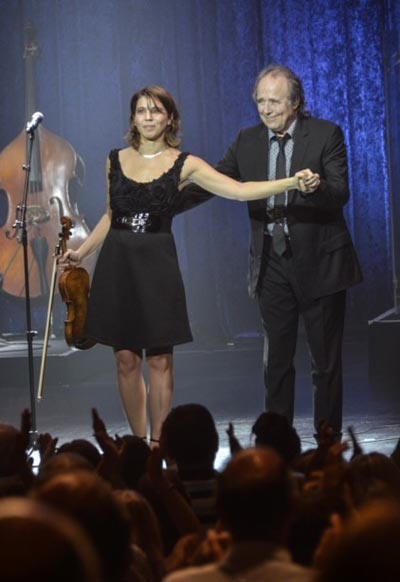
left=139, top=150, right=165, bottom=159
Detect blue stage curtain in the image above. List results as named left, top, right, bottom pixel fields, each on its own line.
left=0, top=0, right=397, bottom=341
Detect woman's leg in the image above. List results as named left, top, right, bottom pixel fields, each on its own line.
left=114, top=349, right=147, bottom=438
left=147, top=352, right=174, bottom=443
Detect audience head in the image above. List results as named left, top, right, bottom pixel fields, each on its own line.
left=349, top=451, right=400, bottom=505
left=114, top=489, right=164, bottom=581
left=289, top=488, right=348, bottom=567
left=0, top=423, right=22, bottom=477
left=160, top=403, right=219, bottom=473
left=31, top=470, right=131, bottom=582
left=216, top=447, right=294, bottom=542
left=317, top=499, right=400, bottom=582
left=56, top=439, right=101, bottom=469
left=252, top=411, right=301, bottom=463
left=36, top=452, right=95, bottom=487
left=115, top=488, right=162, bottom=547
left=0, top=422, right=33, bottom=496
left=0, top=496, right=101, bottom=582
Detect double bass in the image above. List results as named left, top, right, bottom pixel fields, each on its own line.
left=0, top=22, right=95, bottom=299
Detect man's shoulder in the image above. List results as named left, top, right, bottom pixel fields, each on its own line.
left=236, top=123, right=267, bottom=139
left=300, top=115, right=343, bottom=134
left=234, top=117, right=343, bottom=143
left=228, top=124, right=268, bottom=152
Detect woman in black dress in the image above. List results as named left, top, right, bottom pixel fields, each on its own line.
left=61, top=86, right=311, bottom=445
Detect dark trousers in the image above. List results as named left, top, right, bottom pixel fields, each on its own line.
left=257, top=237, right=346, bottom=433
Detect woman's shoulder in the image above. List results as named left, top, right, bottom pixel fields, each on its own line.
left=108, top=148, right=120, bottom=162
left=172, top=150, right=191, bottom=174
left=164, top=148, right=185, bottom=161
left=110, top=146, right=131, bottom=160
left=180, top=153, right=207, bottom=172
left=108, top=147, right=135, bottom=171
left=161, top=149, right=190, bottom=174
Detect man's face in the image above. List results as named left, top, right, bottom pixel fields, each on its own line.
left=255, top=73, right=298, bottom=136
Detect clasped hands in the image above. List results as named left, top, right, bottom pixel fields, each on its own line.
left=295, top=169, right=321, bottom=193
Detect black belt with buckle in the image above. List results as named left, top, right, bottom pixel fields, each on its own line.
left=112, top=213, right=172, bottom=233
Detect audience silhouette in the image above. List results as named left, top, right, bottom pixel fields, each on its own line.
left=1, top=406, right=400, bottom=581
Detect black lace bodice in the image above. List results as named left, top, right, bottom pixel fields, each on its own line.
left=108, top=149, right=189, bottom=217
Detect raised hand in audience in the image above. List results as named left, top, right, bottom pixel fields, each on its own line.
left=313, top=512, right=346, bottom=569
left=91, top=408, right=125, bottom=488
left=37, top=432, right=58, bottom=465
left=146, top=445, right=201, bottom=536
left=347, top=425, right=363, bottom=460
left=165, top=532, right=204, bottom=573
left=226, top=422, right=243, bottom=455
left=391, top=436, right=400, bottom=470
left=189, top=528, right=231, bottom=565
left=314, top=420, right=340, bottom=449
left=166, top=528, right=231, bottom=574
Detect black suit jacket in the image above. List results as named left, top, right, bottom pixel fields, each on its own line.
left=182, top=116, right=362, bottom=301
left=212, top=116, right=362, bottom=300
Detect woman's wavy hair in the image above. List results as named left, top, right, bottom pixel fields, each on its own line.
left=253, top=65, right=310, bottom=118
left=126, top=85, right=181, bottom=149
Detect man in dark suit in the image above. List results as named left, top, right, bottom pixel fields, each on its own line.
left=215, top=65, right=362, bottom=438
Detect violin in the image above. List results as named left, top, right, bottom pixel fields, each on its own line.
left=58, top=216, right=96, bottom=350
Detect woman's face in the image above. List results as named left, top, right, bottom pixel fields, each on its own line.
left=133, top=95, right=171, bottom=143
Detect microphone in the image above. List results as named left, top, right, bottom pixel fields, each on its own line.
left=25, top=111, right=44, bottom=133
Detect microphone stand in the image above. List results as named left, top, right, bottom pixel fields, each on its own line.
left=13, top=125, right=40, bottom=451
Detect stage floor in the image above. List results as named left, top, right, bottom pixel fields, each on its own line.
left=1, top=327, right=399, bottom=468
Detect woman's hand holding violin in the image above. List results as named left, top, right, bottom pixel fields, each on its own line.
left=58, top=248, right=82, bottom=268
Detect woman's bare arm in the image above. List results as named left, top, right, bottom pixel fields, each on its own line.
left=60, top=159, right=112, bottom=265
left=181, top=155, right=306, bottom=201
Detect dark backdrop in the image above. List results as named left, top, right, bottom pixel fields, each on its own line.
left=0, top=0, right=399, bottom=343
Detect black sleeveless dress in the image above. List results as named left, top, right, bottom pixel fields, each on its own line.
left=84, top=149, right=193, bottom=350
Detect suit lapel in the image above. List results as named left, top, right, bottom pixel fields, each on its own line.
left=289, top=118, right=310, bottom=204
left=250, top=125, right=269, bottom=212
left=252, top=125, right=269, bottom=180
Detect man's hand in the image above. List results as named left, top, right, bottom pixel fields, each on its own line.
left=300, top=169, right=321, bottom=193
left=303, top=170, right=321, bottom=194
